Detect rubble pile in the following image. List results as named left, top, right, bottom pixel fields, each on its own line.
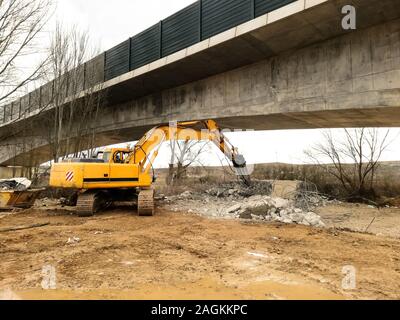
left=165, top=192, right=325, bottom=228
left=294, top=192, right=329, bottom=210
left=224, top=195, right=325, bottom=227
left=205, top=180, right=273, bottom=198
left=0, top=178, right=31, bottom=191
left=163, top=180, right=327, bottom=228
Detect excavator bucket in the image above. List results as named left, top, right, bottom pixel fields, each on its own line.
left=235, top=168, right=252, bottom=186
left=232, top=154, right=252, bottom=186
left=0, top=189, right=43, bottom=210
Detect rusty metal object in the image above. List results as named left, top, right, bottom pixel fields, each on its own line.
left=0, top=189, right=43, bottom=209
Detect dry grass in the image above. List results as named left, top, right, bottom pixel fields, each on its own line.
left=156, top=162, right=400, bottom=202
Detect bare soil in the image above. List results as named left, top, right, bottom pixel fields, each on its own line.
left=1, top=203, right=400, bottom=300
left=316, top=203, right=400, bottom=238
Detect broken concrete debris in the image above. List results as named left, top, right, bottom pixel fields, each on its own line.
left=164, top=182, right=326, bottom=228
left=0, top=178, right=32, bottom=191
left=205, top=180, right=273, bottom=198
left=225, top=195, right=325, bottom=228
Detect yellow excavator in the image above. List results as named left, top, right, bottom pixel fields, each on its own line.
left=49, top=120, right=251, bottom=216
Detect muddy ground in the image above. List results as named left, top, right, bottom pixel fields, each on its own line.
left=1, top=201, right=400, bottom=300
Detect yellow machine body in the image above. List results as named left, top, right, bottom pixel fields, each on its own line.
left=50, top=151, right=152, bottom=190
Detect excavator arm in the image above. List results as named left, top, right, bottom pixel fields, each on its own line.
left=127, top=120, right=251, bottom=185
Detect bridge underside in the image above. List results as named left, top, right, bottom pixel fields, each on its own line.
left=1, top=0, right=400, bottom=166
left=4, top=105, right=400, bottom=167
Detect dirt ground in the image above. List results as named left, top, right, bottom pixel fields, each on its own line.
left=1, top=202, right=400, bottom=300
left=316, top=203, right=400, bottom=238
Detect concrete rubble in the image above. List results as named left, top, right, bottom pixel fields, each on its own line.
left=223, top=195, right=325, bottom=228
left=0, top=178, right=32, bottom=191
left=205, top=180, right=273, bottom=198
left=163, top=181, right=326, bottom=228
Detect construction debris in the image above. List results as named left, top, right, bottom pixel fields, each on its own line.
left=0, top=178, right=32, bottom=191
left=224, top=195, right=325, bottom=227
left=205, top=180, right=273, bottom=198
left=0, top=178, right=43, bottom=210
left=164, top=184, right=326, bottom=228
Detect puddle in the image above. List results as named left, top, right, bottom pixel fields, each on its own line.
left=6, top=278, right=344, bottom=300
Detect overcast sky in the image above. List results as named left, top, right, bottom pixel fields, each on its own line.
left=52, top=0, right=400, bottom=166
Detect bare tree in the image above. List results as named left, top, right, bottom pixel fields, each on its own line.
left=167, top=140, right=210, bottom=185
left=43, top=23, right=103, bottom=162
left=0, top=0, right=52, bottom=103
left=305, top=128, right=392, bottom=199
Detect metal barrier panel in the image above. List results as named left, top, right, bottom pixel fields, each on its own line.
left=20, top=94, right=30, bottom=118
left=130, top=24, right=161, bottom=71
left=105, top=40, right=130, bottom=81
left=11, top=101, right=20, bottom=120
left=255, top=0, right=297, bottom=17
left=201, top=0, right=253, bottom=40
left=29, top=88, right=41, bottom=111
left=98, top=0, right=300, bottom=81
left=1, top=0, right=305, bottom=97
left=162, top=2, right=200, bottom=57
left=41, top=81, right=53, bottom=108
left=0, top=105, right=4, bottom=123
left=85, top=53, right=105, bottom=89
left=66, top=65, right=85, bottom=96
left=4, top=103, right=12, bottom=122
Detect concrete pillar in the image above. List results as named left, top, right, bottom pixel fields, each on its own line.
left=0, top=167, right=24, bottom=179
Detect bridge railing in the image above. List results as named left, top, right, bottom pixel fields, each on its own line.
left=0, top=53, right=105, bottom=125
left=0, top=0, right=296, bottom=125
left=105, top=0, right=296, bottom=81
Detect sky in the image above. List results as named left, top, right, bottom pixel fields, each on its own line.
left=51, top=0, right=400, bottom=166
left=55, top=0, right=197, bottom=49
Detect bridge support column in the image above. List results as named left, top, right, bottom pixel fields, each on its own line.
left=0, top=166, right=28, bottom=179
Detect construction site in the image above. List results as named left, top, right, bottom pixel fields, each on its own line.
left=1, top=0, right=400, bottom=301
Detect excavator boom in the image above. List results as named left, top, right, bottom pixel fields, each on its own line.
left=129, top=120, right=251, bottom=185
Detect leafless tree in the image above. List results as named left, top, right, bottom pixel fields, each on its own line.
left=167, top=140, right=210, bottom=185
left=0, top=0, right=52, bottom=103
left=43, top=23, right=103, bottom=162
left=214, top=150, right=239, bottom=184
left=305, top=128, right=392, bottom=199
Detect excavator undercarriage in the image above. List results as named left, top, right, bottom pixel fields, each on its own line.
left=75, top=189, right=155, bottom=217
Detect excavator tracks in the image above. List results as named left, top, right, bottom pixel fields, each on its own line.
left=76, top=191, right=100, bottom=217
left=138, top=189, right=154, bottom=216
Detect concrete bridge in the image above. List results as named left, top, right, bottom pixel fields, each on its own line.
left=1, top=0, right=400, bottom=167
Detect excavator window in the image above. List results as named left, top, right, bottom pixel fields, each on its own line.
left=122, top=152, right=130, bottom=162
left=113, top=151, right=130, bottom=164
left=102, top=152, right=111, bottom=162
left=114, top=152, right=123, bottom=164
